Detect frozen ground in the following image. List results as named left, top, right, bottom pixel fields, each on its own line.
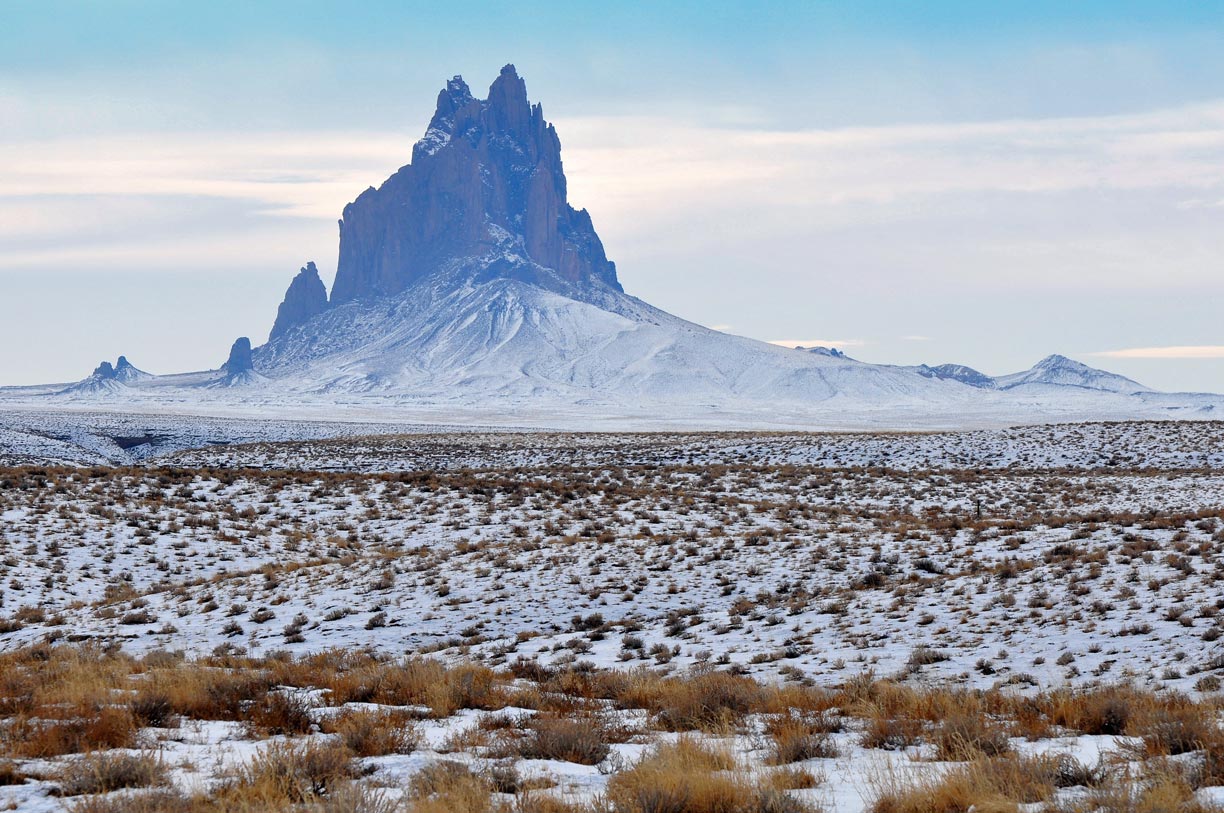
left=3, top=408, right=1223, bottom=470
left=1, top=422, right=1222, bottom=693
left=1, top=421, right=1222, bottom=811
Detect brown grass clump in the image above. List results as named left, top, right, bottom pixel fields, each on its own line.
left=218, top=739, right=361, bottom=806
left=764, top=712, right=839, bottom=764
left=68, top=783, right=401, bottom=813
left=602, top=738, right=815, bottom=813
left=0, top=760, right=27, bottom=786
left=1040, top=686, right=1144, bottom=736
left=67, top=790, right=193, bottom=813
left=860, top=714, right=924, bottom=751
left=769, top=767, right=822, bottom=791
left=517, top=715, right=612, bottom=765
left=407, top=760, right=494, bottom=813
left=54, top=750, right=170, bottom=796
left=244, top=691, right=316, bottom=737
left=1050, top=766, right=1216, bottom=813
left=319, top=708, right=419, bottom=757
left=148, top=667, right=271, bottom=722
left=129, top=689, right=180, bottom=729
left=5, top=705, right=138, bottom=757
left=1135, top=702, right=1223, bottom=757
left=869, top=754, right=1059, bottom=813
left=513, top=795, right=593, bottom=813
left=932, top=712, right=1012, bottom=761
left=324, top=659, right=506, bottom=718
left=616, top=670, right=764, bottom=733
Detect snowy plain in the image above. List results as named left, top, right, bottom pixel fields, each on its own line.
left=1, top=416, right=1222, bottom=811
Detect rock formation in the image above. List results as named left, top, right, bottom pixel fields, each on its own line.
left=270, top=262, right=329, bottom=340
left=917, top=363, right=997, bottom=389
left=91, top=361, right=117, bottom=380
left=113, top=356, right=151, bottom=382
left=325, top=64, right=621, bottom=306
left=209, top=66, right=1207, bottom=423
left=223, top=337, right=254, bottom=375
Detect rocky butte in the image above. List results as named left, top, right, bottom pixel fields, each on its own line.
left=269, top=63, right=621, bottom=341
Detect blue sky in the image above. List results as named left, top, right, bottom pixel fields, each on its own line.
left=2, top=1, right=1223, bottom=389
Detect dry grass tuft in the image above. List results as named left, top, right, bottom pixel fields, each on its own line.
left=764, top=712, right=839, bottom=763
left=932, top=712, right=1012, bottom=761
left=603, top=738, right=816, bottom=813
left=219, top=739, right=361, bottom=805
left=408, top=760, right=494, bottom=813
left=319, top=708, right=419, bottom=757
left=869, top=754, right=1061, bottom=813
left=616, top=670, right=764, bottom=733
left=0, top=760, right=27, bottom=786
left=245, top=691, right=316, bottom=737
left=54, top=749, right=170, bottom=796
left=516, top=713, right=619, bottom=765
left=5, top=705, right=138, bottom=757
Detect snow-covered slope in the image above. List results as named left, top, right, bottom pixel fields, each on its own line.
left=996, top=353, right=1151, bottom=394
left=254, top=274, right=979, bottom=410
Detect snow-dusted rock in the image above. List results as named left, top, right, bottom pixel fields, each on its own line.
left=269, top=262, right=329, bottom=341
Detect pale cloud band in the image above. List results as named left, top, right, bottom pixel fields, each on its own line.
left=2, top=98, right=1224, bottom=289
left=768, top=339, right=867, bottom=349
left=1088, top=346, right=1224, bottom=359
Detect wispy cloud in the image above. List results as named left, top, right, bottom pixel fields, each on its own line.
left=1087, top=345, right=1224, bottom=359
left=4, top=99, right=1224, bottom=290
left=561, top=100, right=1224, bottom=213
left=0, top=131, right=410, bottom=221
left=768, top=338, right=866, bottom=349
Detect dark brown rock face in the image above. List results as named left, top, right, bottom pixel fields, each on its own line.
left=328, top=65, right=621, bottom=305
left=269, top=262, right=329, bottom=340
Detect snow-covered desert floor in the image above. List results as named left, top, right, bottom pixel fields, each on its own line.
left=0, top=418, right=1221, bottom=811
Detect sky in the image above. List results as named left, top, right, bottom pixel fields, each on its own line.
left=1, top=0, right=1222, bottom=391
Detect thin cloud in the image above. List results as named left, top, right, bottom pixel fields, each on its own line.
left=902, top=335, right=933, bottom=342
left=768, top=338, right=866, bottom=349
left=4, top=99, right=1224, bottom=286
left=1087, top=345, right=1224, bottom=359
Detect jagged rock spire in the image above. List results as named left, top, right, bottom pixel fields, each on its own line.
left=326, top=65, right=621, bottom=307
left=270, top=262, right=329, bottom=340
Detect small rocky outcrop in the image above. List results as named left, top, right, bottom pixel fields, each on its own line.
left=56, top=359, right=129, bottom=396
left=918, top=363, right=996, bottom=389
left=113, top=356, right=151, bottom=382
left=223, top=337, right=254, bottom=375
left=269, top=262, right=329, bottom=340
left=91, top=361, right=118, bottom=380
